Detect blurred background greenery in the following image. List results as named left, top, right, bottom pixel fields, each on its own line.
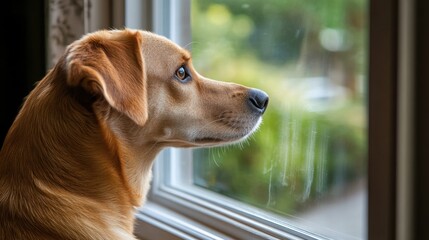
left=190, top=0, right=368, bottom=217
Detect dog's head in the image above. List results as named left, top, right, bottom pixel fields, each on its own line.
left=66, top=29, right=268, bottom=148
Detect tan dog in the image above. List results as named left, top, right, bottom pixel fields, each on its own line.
left=0, top=29, right=268, bottom=239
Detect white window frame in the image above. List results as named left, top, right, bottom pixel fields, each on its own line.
left=140, top=151, right=324, bottom=240
left=132, top=1, right=335, bottom=239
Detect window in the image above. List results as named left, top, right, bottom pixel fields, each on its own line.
left=190, top=1, right=367, bottom=238
left=136, top=1, right=370, bottom=240
left=138, top=0, right=368, bottom=239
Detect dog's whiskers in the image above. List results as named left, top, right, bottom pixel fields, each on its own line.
left=183, top=41, right=199, bottom=51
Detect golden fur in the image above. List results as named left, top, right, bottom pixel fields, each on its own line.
left=0, top=29, right=268, bottom=239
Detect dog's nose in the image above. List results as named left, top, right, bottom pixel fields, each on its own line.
left=248, top=88, right=269, bottom=114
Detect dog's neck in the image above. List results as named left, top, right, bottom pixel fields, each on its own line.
left=87, top=99, right=162, bottom=206
left=101, top=118, right=161, bottom=206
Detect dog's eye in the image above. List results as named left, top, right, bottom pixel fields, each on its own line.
left=176, top=67, right=186, bottom=79
left=175, top=66, right=191, bottom=82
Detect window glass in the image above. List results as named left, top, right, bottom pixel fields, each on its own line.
left=190, top=0, right=368, bottom=239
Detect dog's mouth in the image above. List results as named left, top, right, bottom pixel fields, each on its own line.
left=163, top=115, right=263, bottom=148
left=194, top=137, right=225, bottom=144
left=193, top=132, right=252, bottom=146
left=191, top=116, right=263, bottom=147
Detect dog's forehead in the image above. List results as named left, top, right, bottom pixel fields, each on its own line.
left=139, top=31, right=190, bottom=72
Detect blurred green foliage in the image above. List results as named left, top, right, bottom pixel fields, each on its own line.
left=191, top=0, right=367, bottom=215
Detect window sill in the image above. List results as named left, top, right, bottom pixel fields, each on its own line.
left=135, top=201, right=308, bottom=240
left=135, top=180, right=316, bottom=240
left=135, top=202, right=231, bottom=240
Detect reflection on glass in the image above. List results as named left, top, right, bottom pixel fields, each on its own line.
left=191, top=0, right=367, bottom=239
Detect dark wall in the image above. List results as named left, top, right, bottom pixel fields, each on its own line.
left=415, top=0, right=429, bottom=238
left=0, top=1, right=46, bottom=146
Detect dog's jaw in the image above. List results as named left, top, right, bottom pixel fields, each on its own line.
left=193, top=116, right=263, bottom=147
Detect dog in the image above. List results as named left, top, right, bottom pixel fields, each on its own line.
left=0, top=28, right=268, bottom=239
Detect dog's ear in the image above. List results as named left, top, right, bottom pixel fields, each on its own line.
left=66, top=30, right=147, bottom=126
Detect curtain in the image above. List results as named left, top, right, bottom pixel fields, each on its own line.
left=47, top=0, right=124, bottom=69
